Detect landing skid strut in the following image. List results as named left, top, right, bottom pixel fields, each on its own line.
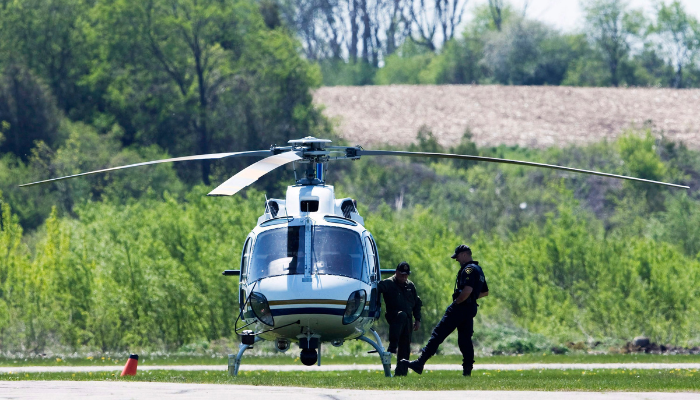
left=228, top=336, right=263, bottom=376
left=358, top=328, right=393, bottom=377
left=228, top=328, right=392, bottom=377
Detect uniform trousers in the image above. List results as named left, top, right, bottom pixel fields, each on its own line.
left=387, top=311, right=413, bottom=362
left=421, top=302, right=475, bottom=371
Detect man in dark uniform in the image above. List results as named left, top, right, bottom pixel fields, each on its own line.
left=378, top=261, right=422, bottom=375
left=398, top=245, right=488, bottom=376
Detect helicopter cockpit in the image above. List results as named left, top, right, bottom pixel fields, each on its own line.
left=247, top=225, right=367, bottom=282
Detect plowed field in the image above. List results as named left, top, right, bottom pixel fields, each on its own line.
left=313, top=85, right=700, bottom=149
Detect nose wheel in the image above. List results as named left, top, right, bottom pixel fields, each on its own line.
left=300, top=348, right=318, bottom=365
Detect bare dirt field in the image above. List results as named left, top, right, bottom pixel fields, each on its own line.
left=313, top=85, right=700, bottom=150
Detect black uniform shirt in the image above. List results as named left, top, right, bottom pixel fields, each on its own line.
left=455, top=261, right=488, bottom=306
left=378, top=275, right=423, bottom=322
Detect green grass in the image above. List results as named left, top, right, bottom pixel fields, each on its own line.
left=1, top=369, right=698, bottom=391
left=2, top=353, right=699, bottom=367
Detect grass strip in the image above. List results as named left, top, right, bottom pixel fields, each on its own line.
left=2, top=353, right=700, bottom=367
left=1, top=368, right=698, bottom=391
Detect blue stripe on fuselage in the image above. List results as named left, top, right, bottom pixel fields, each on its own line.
left=271, top=307, right=345, bottom=317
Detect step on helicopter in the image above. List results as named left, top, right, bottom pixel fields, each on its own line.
left=21, top=136, right=688, bottom=377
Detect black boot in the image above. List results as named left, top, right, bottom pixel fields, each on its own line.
left=402, top=352, right=429, bottom=375
left=394, top=361, right=408, bottom=376
left=462, top=362, right=473, bottom=376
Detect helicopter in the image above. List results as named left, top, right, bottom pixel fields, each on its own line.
left=21, top=136, right=688, bottom=377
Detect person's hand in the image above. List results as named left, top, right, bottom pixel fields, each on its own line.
left=413, top=320, right=421, bottom=331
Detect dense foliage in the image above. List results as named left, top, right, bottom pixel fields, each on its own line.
left=1, top=128, right=699, bottom=352
left=0, top=0, right=325, bottom=193
left=0, top=0, right=327, bottom=230
left=313, top=1, right=700, bottom=87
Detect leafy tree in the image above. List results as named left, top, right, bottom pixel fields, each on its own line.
left=626, top=46, right=675, bottom=86
left=408, top=126, right=442, bottom=153
left=0, top=0, right=96, bottom=120
left=88, top=0, right=323, bottom=185
left=449, top=129, right=479, bottom=169
left=617, top=130, right=669, bottom=212
left=318, top=59, right=377, bottom=86
left=374, top=42, right=434, bottom=84
left=420, top=36, right=487, bottom=84
left=582, top=0, right=646, bottom=87
left=465, top=2, right=516, bottom=37
left=659, top=193, right=700, bottom=257
left=0, top=195, right=31, bottom=349
left=482, top=18, right=578, bottom=85
left=561, top=34, right=613, bottom=86
left=2, top=121, right=184, bottom=229
left=651, top=0, right=700, bottom=88
left=0, top=65, right=61, bottom=160
left=88, top=0, right=246, bottom=184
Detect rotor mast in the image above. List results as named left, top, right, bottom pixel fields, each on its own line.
left=289, top=137, right=333, bottom=185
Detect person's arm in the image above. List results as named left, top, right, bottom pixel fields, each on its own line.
left=413, top=287, right=422, bottom=330
left=413, top=320, right=421, bottom=331
left=454, top=286, right=473, bottom=304
left=478, top=279, right=489, bottom=299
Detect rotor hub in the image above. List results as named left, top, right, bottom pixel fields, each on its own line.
left=287, top=137, right=334, bottom=185
left=288, top=136, right=332, bottom=153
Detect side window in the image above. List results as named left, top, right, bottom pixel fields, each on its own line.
left=364, top=237, right=377, bottom=281
left=241, top=238, right=252, bottom=279
left=369, top=237, right=380, bottom=282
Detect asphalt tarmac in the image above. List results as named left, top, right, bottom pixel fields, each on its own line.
left=1, top=381, right=699, bottom=400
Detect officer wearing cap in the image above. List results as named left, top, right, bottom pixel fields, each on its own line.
left=377, top=261, right=422, bottom=375
left=398, top=245, right=488, bottom=376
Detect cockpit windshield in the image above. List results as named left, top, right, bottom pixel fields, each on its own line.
left=247, top=225, right=365, bottom=282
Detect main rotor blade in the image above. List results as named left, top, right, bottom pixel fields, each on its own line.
left=19, top=150, right=273, bottom=188
left=208, top=151, right=303, bottom=196
left=358, top=150, right=689, bottom=189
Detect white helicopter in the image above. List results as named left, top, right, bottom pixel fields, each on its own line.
left=21, top=136, right=688, bottom=377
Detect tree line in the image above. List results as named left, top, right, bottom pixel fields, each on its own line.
left=286, top=0, right=700, bottom=87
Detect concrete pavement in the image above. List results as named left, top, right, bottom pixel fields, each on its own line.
left=1, top=381, right=698, bottom=400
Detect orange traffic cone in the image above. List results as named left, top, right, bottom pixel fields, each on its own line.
left=121, top=354, right=139, bottom=376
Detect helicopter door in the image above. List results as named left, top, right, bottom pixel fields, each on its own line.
left=239, top=237, right=252, bottom=312
left=364, top=236, right=381, bottom=319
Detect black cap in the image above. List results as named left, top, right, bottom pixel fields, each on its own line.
left=451, top=244, right=471, bottom=259
left=396, top=261, right=411, bottom=275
